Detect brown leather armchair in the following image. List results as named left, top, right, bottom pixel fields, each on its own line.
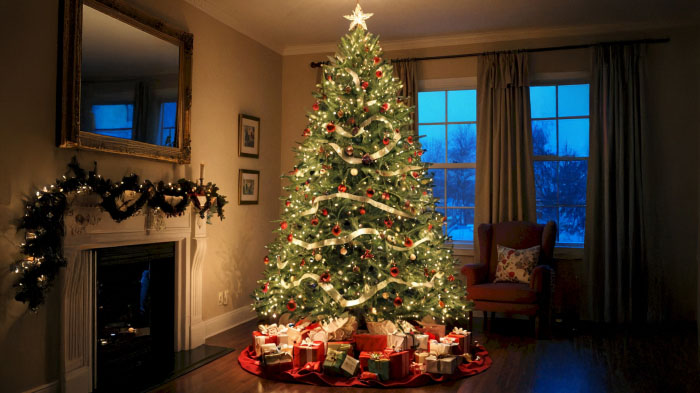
left=461, top=220, right=556, bottom=336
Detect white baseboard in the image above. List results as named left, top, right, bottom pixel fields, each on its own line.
left=22, top=381, right=58, bottom=393
left=204, top=305, right=257, bottom=338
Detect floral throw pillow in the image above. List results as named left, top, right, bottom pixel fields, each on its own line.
left=494, top=245, right=541, bottom=284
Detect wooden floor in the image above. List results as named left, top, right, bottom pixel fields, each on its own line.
left=151, top=318, right=700, bottom=393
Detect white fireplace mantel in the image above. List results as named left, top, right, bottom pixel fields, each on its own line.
left=59, top=199, right=208, bottom=393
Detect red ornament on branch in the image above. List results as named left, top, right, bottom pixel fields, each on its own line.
left=312, top=102, right=320, bottom=111
left=320, top=272, right=331, bottom=283
left=376, top=70, right=383, bottom=78
left=331, top=225, right=342, bottom=236
left=381, top=103, right=389, bottom=112
left=263, top=256, right=270, bottom=264
left=287, top=234, right=294, bottom=242
left=287, top=299, right=297, bottom=311
left=326, top=123, right=336, bottom=133
left=302, top=128, right=311, bottom=137
left=366, top=188, right=375, bottom=198
left=285, top=200, right=291, bottom=207
left=361, top=81, right=369, bottom=89
left=382, top=192, right=390, bottom=200
left=359, top=207, right=366, bottom=215
left=407, top=136, right=414, bottom=144
left=384, top=218, right=393, bottom=228
left=390, top=266, right=399, bottom=277
left=322, top=208, right=329, bottom=216
left=338, top=184, right=347, bottom=192
left=280, top=221, right=288, bottom=230
left=393, top=296, right=403, bottom=307
left=448, top=275, right=455, bottom=282
left=382, top=137, right=390, bottom=145
left=300, top=258, right=306, bottom=266
left=373, top=56, right=381, bottom=64
left=311, top=217, right=319, bottom=225
left=404, top=237, right=414, bottom=247
left=361, top=249, right=374, bottom=259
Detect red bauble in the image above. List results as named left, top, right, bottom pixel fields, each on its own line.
left=280, top=221, right=288, bottom=230
left=439, top=300, right=445, bottom=308
left=359, top=207, right=366, bottom=215
left=363, top=106, right=369, bottom=113
left=311, top=217, right=319, bottom=225
left=448, top=275, right=455, bottom=282
left=331, top=225, right=341, bottom=236
left=407, top=136, right=414, bottom=144
left=384, top=218, right=393, bottom=228
left=393, top=296, right=403, bottom=307
left=412, top=171, right=419, bottom=178
left=262, top=282, right=269, bottom=293
left=382, top=192, right=390, bottom=200
left=285, top=200, right=291, bottom=206
left=327, top=75, right=332, bottom=81
left=338, top=184, right=347, bottom=192
left=361, top=81, right=369, bottom=89
left=366, top=188, right=375, bottom=198
left=428, top=224, right=433, bottom=230
left=320, top=272, right=331, bottom=283
left=442, top=216, right=447, bottom=222
left=381, top=103, right=389, bottom=111
left=382, top=137, right=390, bottom=145
left=312, top=102, right=319, bottom=111
left=373, top=56, right=381, bottom=64
left=287, top=299, right=297, bottom=311
left=287, top=234, right=294, bottom=242
left=349, top=118, right=356, bottom=124
left=404, top=237, right=414, bottom=247
left=322, top=208, right=329, bottom=216
left=390, top=266, right=399, bottom=277
left=302, top=128, right=310, bottom=137
left=408, top=157, right=413, bottom=163
left=327, top=123, right=336, bottom=133
left=300, top=258, right=306, bottom=266
left=417, top=150, right=423, bottom=156
left=263, top=256, right=269, bottom=264
left=376, top=70, right=383, bottom=78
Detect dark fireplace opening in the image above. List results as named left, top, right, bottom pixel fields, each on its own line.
left=95, top=242, right=175, bottom=392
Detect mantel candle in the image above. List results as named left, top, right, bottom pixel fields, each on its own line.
left=200, top=163, right=205, bottom=180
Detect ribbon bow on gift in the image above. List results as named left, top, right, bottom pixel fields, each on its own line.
left=300, top=337, right=316, bottom=347
left=369, top=352, right=383, bottom=360
left=452, top=327, right=468, bottom=335
left=326, top=350, right=343, bottom=362
left=259, top=323, right=279, bottom=336
left=398, top=320, right=417, bottom=333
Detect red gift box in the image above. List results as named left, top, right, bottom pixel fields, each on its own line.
left=383, top=349, right=410, bottom=380
left=293, top=340, right=326, bottom=368
left=358, top=351, right=381, bottom=370
left=447, top=332, right=470, bottom=354
left=360, top=371, right=379, bottom=381
left=252, top=331, right=277, bottom=346
left=355, top=334, right=388, bottom=352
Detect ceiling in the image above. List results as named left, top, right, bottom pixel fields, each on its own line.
left=184, top=0, right=700, bottom=55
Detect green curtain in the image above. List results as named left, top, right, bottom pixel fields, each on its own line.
left=393, top=60, right=418, bottom=133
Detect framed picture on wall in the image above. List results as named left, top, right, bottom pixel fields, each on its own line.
left=238, top=114, right=260, bottom=158
left=238, top=169, right=260, bottom=205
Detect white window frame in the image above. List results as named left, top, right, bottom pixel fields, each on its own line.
left=530, top=74, right=590, bottom=258
left=418, top=78, right=477, bottom=255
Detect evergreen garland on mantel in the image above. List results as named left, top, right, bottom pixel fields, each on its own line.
left=12, top=157, right=228, bottom=311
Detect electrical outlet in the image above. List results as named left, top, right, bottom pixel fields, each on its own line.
left=218, top=291, right=223, bottom=305
left=223, top=290, right=229, bottom=305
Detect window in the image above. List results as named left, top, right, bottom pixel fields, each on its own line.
left=91, top=104, right=134, bottom=139
left=530, top=84, right=589, bottom=245
left=418, top=89, right=477, bottom=243
left=158, top=102, right=177, bottom=146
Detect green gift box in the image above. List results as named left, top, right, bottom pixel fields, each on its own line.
left=368, top=356, right=391, bottom=381
left=323, top=349, right=348, bottom=376
left=326, top=342, right=353, bottom=356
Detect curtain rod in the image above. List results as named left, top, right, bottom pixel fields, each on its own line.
left=309, top=37, right=669, bottom=68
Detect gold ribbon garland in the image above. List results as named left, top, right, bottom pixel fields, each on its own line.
left=280, top=271, right=445, bottom=308
left=376, top=165, right=424, bottom=177
left=332, top=114, right=393, bottom=138
left=300, top=192, right=415, bottom=218
left=289, top=227, right=431, bottom=251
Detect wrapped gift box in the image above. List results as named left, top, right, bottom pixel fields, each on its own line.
left=366, top=320, right=396, bottom=335
left=383, top=349, right=410, bottom=380
left=410, top=362, right=426, bottom=375
left=262, top=351, right=293, bottom=373
left=340, top=354, right=360, bottom=377
left=253, top=332, right=276, bottom=357
left=323, top=349, right=347, bottom=376
left=414, top=334, right=430, bottom=351
left=367, top=354, right=391, bottom=381
left=276, top=333, right=290, bottom=346
left=278, top=344, right=293, bottom=355
left=293, top=339, right=326, bottom=368
left=355, top=334, right=388, bottom=353
left=358, top=351, right=374, bottom=371
left=388, top=332, right=415, bottom=351
left=414, top=351, right=430, bottom=364
left=326, top=341, right=354, bottom=356
left=419, top=323, right=446, bottom=338
left=431, top=339, right=459, bottom=356
left=260, top=343, right=277, bottom=356
left=360, top=371, right=378, bottom=381
left=447, top=328, right=471, bottom=355
left=425, top=355, right=458, bottom=374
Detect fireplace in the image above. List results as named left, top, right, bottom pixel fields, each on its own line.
left=59, top=199, right=208, bottom=393
left=94, top=242, right=176, bottom=392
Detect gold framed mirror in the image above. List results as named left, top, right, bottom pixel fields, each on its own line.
left=58, top=0, right=193, bottom=163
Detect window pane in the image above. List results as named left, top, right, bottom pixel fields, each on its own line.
left=534, top=161, right=557, bottom=205
left=558, top=84, right=589, bottom=117
left=559, top=207, right=585, bottom=243
left=447, top=124, right=476, bottom=163
left=418, top=91, right=445, bottom=123
left=160, top=102, right=177, bottom=128
left=558, top=119, right=589, bottom=157
left=536, top=206, right=558, bottom=226
left=446, top=169, right=475, bottom=207
left=447, top=90, right=476, bottom=122
left=532, top=120, right=556, bottom=156
left=418, top=125, right=445, bottom=163
left=559, top=161, right=587, bottom=205
left=428, top=169, right=445, bottom=206
left=446, top=208, right=474, bottom=242
left=92, top=104, right=133, bottom=130
left=530, top=86, right=556, bottom=118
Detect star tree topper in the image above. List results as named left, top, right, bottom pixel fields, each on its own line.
left=344, top=3, right=373, bottom=31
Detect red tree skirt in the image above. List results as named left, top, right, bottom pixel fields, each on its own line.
left=238, top=345, right=492, bottom=388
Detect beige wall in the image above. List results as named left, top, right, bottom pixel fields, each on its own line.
left=281, top=27, right=700, bottom=322
left=0, top=0, right=281, bottom=391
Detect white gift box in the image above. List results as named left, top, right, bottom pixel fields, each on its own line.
left=254, top=335, right=269, bottom=357
left=414, top=351, right=430, bottom=364
left=388, top=332, right=415, bottom=351
left=340, top=355, right=360, bottom=376
left=276, top=333, right=290, bottom=346
left=425, top=355, right=458, bottom=374
left=415, top=334, right=429, bottom=350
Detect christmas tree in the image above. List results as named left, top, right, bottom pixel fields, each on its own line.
left=253, top=5, right=471, bottom=325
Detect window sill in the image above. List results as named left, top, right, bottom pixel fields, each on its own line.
left=441, top=242, right=583, bottom=260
